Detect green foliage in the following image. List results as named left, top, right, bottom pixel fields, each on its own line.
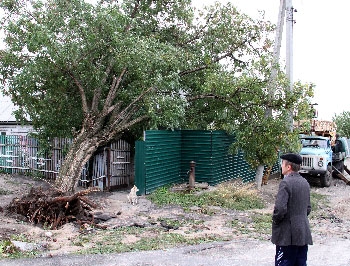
left=0, top=0, right=277, bottom=136
left=0, top=0, right=314, bottom=176
left=333, top=111, right=350, bottom=138
left=227, top=81, right=314, bottom=168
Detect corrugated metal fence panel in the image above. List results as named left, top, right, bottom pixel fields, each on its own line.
left=271, top=160, right=281, bottom=174
left=144, top=130, right=182, bottom=194
left=209, top=131, right=236, bottom=185
left=180, top=130, right=214, bottom=184
left=180, top=130, right=237, bottom=186
left=135, top=141, right=146, bottom=195
left=233, top=151, right=256, bottom=182
left=135, top=130, right=263, bottom=194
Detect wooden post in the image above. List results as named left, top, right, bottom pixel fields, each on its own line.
left=105, top=147, right=111, bottom=191
left=189, top=161, right=196, bottom=189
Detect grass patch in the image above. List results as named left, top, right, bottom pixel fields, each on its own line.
left=75, top=226, right=225, bottom=255
left=0, top=234, right=38, bottom=259
left=309, top=191, right=330, bottom=220
left=157, top=217, right=185, bottom=228
left=310, top=191, right=329, bottom=211
left=0, top=188, right=12, bottom=195
left=228, top=212, right=272, bottom=240
left=251, top=213, right=272, bottom=234
left=0, top=240, right=18, bottom=258
left=147, top=180, right=264, bottom=212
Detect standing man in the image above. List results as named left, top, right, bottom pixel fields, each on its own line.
left=272, top=153, right=313, bottom=266
left=333, top=133, right=345, bottom=154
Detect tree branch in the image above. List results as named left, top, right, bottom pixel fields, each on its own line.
left=179, top=14, right=213, bottom=47
left=179, top=37, right=248, bottom=76
left=124, top=0, right=141, bottom=32
left=112, top=114, right=149, bottom=135
left=187, top=92, right=267, bottom=116
left=179, top=50, right=246, bottom=77
left=103, top=68, right=127, bottom=114
left=91, top=59, right=115, bottom=112
left=110, top=87, right=154, bottom=128
left=68, top=71, right=89, bottom=113
left=179, top=65, right=208, bottom=77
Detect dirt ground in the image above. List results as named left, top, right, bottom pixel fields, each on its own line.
left=1, top=165, right=350, bottom=258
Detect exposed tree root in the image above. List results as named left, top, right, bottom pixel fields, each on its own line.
left=7, top=186, right=100, bottom=229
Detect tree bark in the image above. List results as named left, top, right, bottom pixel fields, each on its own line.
left=54, top=134, right=103, bottom=193
left=255, top=164, right=265, bottom=190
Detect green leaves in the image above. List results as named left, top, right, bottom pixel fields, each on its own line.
left=0, top=0, right=314, bottom=171
left=334, top=111, right=350, bottom=138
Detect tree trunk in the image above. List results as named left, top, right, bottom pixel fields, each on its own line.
left=255, top=164, right=265, bottom=190
left=55, top=134, right=102, bottom=193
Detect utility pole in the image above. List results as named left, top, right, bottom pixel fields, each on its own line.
left=286, top=0, right=295, bottom=131
left=265, top=0, right=286, bottom=117
left=256, top=0, right=296, bottom=189
left=257, top=0, right=287, bottom=190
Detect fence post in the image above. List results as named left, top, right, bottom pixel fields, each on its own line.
left=105, top=147, right=111, bottom=191
left=189, top=161, right=196, bottom=189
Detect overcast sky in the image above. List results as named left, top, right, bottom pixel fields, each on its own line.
left=1, top=1, right=349, bottom=121
left=193, top=0, right=350, bottom=121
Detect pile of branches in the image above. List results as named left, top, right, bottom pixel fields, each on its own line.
left=7, top=186, right=100, bottom=229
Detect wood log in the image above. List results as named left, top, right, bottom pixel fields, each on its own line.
left=51, top=210, right=65, bottom=229
left=333, top=166, right=350, bottom=185
left=80, top=196, right=98, bottom=209
left=45, top=187, right=100, bottom=205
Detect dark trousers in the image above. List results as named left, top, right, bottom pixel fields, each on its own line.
left=275, top=245, right=308, bottom=266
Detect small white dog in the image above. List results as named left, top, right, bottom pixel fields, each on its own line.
left=127, top=185, right=139, bottom=205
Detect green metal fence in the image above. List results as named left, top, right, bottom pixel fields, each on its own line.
left=136, top=130, right=182, bottom=194
left=135, top=130, right=278, bottom=194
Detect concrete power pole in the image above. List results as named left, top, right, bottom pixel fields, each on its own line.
left=257, top=0, right=287, bottom=190
left=286, top=0, right=295, bottom=131
left=265, top=0, right=286, bottom=117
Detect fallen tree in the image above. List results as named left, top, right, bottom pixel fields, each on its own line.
left=7, top=186, right=101, bottom=229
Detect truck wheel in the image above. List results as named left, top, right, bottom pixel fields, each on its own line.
left=320, top=165, right=332, bottom=187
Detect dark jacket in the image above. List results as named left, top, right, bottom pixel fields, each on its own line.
left=271, top=172, right=313, bottom=246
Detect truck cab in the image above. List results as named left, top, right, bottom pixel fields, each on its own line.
left=299, top=135, right=333, bottom=187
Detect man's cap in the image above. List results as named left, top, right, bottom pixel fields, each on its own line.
left=280, top=153, right=302, bottom=165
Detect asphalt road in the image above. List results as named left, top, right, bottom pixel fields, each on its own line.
left=1, top=237, right=350, bottom=266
